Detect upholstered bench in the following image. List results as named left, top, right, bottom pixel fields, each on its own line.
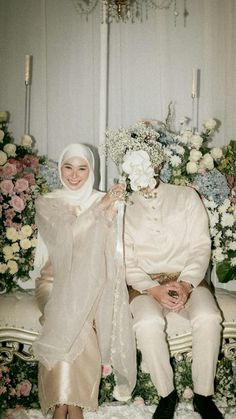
left=0, top=288, right=236, bottom=365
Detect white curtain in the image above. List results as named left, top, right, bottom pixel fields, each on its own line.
left=0, top=0, right=235, bottom=183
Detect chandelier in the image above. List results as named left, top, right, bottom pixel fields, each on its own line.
left=72, top=0, right=180, bottom=23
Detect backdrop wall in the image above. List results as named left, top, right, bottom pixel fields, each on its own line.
left=0, top=0, right=235, bottom=185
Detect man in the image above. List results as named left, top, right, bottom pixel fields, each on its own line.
left=124, top=179, right=223, bottom=419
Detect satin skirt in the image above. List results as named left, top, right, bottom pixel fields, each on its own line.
left=35, top=268, right=101, bottom=415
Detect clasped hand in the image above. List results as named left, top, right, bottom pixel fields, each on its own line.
left=148, top=281, right=191, bottom=311
left=101, top=184, right=125, bottom=211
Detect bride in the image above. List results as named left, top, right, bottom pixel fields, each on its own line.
left=33, top=143, right=136, bottom=419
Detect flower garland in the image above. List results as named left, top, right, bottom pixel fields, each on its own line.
left=0, top=117, right=49, bottom=293
left=0, top=355, right=235, bottom=415
left=104, top=112, right=236, bottom=283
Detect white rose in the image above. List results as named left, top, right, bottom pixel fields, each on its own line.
left=230, top=257, right=236, bottom=267
left=7, top=260, right=18, bottom=275
left=179, top=130, right=192, bottom=144
left=203, top=118, right=217, bottom=131
left=130, top=166, right=155, bottom=191
left=21, top=134, right=32, bottom=148
left=212, top=248, right=225, bottom=262
left=3, top=143, right=16, bottom=157
left=20, top=238, right=32, bottom=250
left=21, top=225, right=33, bottom=237
left=0, top=111, right=9, bottom=123
left=199, top=153, right=214, bottom=170
left=0, top=150, right=7, bottom=165
left=228, top=242, right=236, bottom=250
left=122, top=150, right=151, bottom=174
left=186, top=161, right=198, bottom=174
left=221, top=213, right=234, bottom=227
left=0, top=129, right=4, bottom=142
left=189, top=149, right=202, bottom=162
left=210, top=147, right=223, bottom=160
left=190, top=134, right=203, bottom=149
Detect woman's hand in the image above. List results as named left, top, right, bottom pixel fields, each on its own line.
left=101, top=184, right=125, bottom=211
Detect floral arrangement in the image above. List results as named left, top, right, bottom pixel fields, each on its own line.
left=104, top=111, right=236, bottom=283
left=1, top=354, right=235, bottom=415
left=103, top=122, right=166, bottom=196
left=0, top=114, right=49, bottom=293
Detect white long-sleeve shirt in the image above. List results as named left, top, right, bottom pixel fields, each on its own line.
left=124, top=181, right=211, bottom=292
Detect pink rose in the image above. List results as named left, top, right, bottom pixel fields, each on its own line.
left=4, top=218, right=14, bottom=227
left=2, top=163, right=17, bottom=178
left=101, top=364, right=113, bottom=377
left=0, top=179, right=14, bottom=194
left=14, top=178, right=29, bottom=193
left=10, top=195, right=25, bottom=212
left=22, top=155, right=39, bottom=171
left=16, top=380, right=32, bottom=396
left=8, top=158, right=23, bottom=173
left=5, top=208, right=16, bottom=219
left=230, top=186, right=236, bottom=203
left=133, top=396, right=145, bottom=406
left=23, top=172, right=36, bottom=186
left=183, top=386, right=193, bottom=399
left=0, top=385, right=7, bottom=395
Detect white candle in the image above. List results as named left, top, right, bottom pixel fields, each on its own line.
left=25, top=55, right=32, bottom=85
left=192, top=68, right=198, bottom=98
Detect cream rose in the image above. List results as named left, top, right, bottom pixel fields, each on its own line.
left=21, top=134, right=33, bottom=148
left=31, top=238, right=38, bottom=247
left=186, top=161, right=198, bottom=174
left=0, top=263, right=7, bottom=274
left=6, top=227, right=18, bottom=242
left=11, top=242, right=20, bottom=253
left=3, top=143, right=16, bottom=157
left=21, top=225, right=33, bottom=237
left=0, top=111, right=9, bottom=123
left=199, top=153, right=214, bottom=170
left=203, top=118, right=217, bottom=131
left=7, top=260, right=18, bottom=275
left=20, top=238, right=32, bottom=250
left=0, top=151, right=7, bottom=166
left=0, top=129, right=4, bottom=142
left=189, top=149, right=202, bottom=162
left=3, top=245, right=14, bottom=260
left=210, top=147, right=223, bottom=160
left=190, top=134, right=203, bottom=149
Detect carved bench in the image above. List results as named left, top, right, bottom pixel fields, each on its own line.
left=0, top=288, right=236, bottom=365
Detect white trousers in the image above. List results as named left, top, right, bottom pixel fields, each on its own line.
left=130, top=286, right=222, bottom=397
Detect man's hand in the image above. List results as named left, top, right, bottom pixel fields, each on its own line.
left=148, top=281, right=192, bottom=311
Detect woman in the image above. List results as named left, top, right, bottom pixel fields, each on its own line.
left=33, top=144, right=136, bottom=419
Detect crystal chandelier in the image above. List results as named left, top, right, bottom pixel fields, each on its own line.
left=72, top=0, right=179, bottom=23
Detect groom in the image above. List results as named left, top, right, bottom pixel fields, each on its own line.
left=124, top=178, right=223, bottom=419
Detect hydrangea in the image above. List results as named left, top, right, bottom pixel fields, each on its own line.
left=193, top=169, right=230, bottom=205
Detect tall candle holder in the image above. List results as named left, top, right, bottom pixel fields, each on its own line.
left=24, top=55, right=33, bottom=135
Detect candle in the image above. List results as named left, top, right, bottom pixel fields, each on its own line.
left=192, top=68, right=198, bottom=98
left=25, top=55, right=32, bottom=85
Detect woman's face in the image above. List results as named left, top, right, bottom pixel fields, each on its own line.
left=61, top=156, right=90, bottom=190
